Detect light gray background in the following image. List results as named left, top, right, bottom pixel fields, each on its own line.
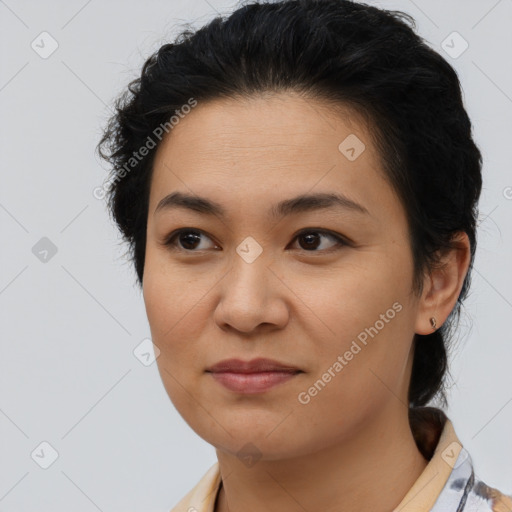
left=1, top=0, right=511, bottom=510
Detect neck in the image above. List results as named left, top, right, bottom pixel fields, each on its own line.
left=214, top=403, right=429, bottom=512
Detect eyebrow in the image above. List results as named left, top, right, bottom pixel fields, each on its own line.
left=154, top=191, right=370, bottom=219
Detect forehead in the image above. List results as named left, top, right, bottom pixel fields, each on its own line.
left=148, top=93, right=396, bottom=221
left=154, top=92, right=372, bottom=162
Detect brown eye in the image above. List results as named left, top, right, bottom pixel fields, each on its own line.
left=290, top=229, right=347, bottom=252
left=164, top=229, right=218, bottom=251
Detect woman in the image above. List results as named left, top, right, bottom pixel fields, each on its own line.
left=96, top=0, right=511, bottom=510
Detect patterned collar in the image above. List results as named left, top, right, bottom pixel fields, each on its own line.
left=170, top=407, right=511, bottom=512
left=396, top=407, right=511, bottom=512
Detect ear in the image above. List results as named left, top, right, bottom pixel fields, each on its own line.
left=414, top=231, right=471, bottom=335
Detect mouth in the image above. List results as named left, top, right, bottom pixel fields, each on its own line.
left=207, top=370, right=302, bottom=394
left=205, top=358, right=303, bottom=394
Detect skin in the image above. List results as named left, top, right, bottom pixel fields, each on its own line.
left=142, top=92, right=471, bottom=512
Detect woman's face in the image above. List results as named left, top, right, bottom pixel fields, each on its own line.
left=143, top=93, right=424, bottom=459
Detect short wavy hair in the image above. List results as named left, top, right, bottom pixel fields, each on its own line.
left=97, top=0, right=483, bottom=410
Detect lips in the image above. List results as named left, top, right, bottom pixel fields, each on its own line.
left=206, top=357, right=301, bottom=374
left=205, top=358, right=302, bottom=394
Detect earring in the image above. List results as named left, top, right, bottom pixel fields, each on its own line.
left=430, top=317, right=437, bottom=330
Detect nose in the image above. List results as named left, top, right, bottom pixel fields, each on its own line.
left=213, top=250, right=290, bottom=334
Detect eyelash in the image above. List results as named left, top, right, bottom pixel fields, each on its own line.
left=162, top=228, right=349, bottom=254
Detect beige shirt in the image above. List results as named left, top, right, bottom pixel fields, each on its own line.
left=169, top=408, right=512, bottom=512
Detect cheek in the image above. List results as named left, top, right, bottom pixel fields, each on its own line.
left=293, top=257, right=415, bottom=385
left=143, top=247, right=208, bottom=337
left=142, top=262, right=194, bottom=379
left=143, top=262, right=209, bottom=417
left=292, top=254, right=409, bottom=331
left=292, top=302, right=413, bottom=447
